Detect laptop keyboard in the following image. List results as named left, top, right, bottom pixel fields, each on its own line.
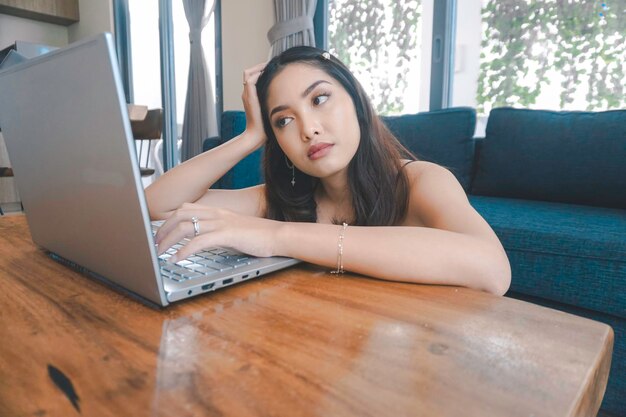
left=152, top=223, right=259, bottom=283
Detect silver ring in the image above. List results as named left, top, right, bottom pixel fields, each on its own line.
left=191, top=216, right=200, bottom=236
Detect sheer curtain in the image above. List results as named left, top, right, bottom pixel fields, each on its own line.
left=180, top=0, right=218, bottom=162
left=268, top=0, right=318, bottom=57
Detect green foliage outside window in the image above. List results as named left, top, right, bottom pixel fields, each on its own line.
left=328, top=0, right=624, bottom=115
left=328, top=0, right=420, bottom=115
left=478, top=0, right=626, bottom=113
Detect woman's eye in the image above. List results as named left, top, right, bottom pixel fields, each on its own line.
left=313, top=94, right=329, bottom=105
left=275, top=117, right=293, bottom=128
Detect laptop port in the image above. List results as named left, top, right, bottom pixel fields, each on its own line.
left=201, top=283, right=214, bottom=291
left=223, top=278, right=233, bottom=285
left=242, top=274, right=249, bottom=279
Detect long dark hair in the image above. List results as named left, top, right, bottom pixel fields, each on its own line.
left=256, top=46, right=416, bottom=226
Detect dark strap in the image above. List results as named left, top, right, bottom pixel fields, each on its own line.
left=395, top=160, right=417, bottom=181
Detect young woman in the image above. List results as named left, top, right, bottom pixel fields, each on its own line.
left=146, top=47, right=511, bottom=295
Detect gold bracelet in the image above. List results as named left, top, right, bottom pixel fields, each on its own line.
left=330, top=222, right=348, bottom=274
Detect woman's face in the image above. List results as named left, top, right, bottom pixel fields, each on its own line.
left=266, top=63, right=361, bottom=180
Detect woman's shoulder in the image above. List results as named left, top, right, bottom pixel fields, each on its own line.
left=402, top=160, right=463, bottom=194
left=401, top=159, right=450, bottom=180
left=400, top=160, right=468, bottom=226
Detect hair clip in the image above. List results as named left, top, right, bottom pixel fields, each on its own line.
left=322, top=52, right=331, bottom=60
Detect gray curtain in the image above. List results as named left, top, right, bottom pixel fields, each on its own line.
left=268, top=0, right=318, bottom=57
left=181, top=0, right=218, bottom=162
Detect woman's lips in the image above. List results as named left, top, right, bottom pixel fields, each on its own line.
left=308, top=143, right=333, bottom=160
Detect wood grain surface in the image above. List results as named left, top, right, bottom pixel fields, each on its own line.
left=0, top=215, right=613, bottom=417
left=0, top=0, right=79, bottom=25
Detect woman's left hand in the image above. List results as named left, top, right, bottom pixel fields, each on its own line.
left=154, top=203, right=281, bottom=263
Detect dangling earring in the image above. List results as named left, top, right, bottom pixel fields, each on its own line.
left=285, top=157, right=295, bottom=187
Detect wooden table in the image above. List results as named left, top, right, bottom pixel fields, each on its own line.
left=0, top=215, right=613, bottom=417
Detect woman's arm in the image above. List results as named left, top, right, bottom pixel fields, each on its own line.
left=156, top=162, right=510, bottom=295
left=145, top=63, right=267, bottom=220
left=145, top=134, right=264, bottom=219
left=274, top=162, right=511, bottom=295
left=276, top=223, right=510, bottom=295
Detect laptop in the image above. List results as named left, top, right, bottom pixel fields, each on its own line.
left=0, top=33, right=299, bottom=307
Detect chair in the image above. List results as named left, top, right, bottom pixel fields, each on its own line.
left=0, top=167, right=11, bottom=215
left=0, top=167, right=23, bottom=215
left=128, top=105, right=163, bottom=177
left=0, top=123, right=14, bottom=214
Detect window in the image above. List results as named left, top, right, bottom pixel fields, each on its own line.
left=128, top=0, right=217, bottom=132
left=327, top=0, right=430, bottom=115
left=324, top=0, right=625, bottom=136
left=117, top=0, right=218, bottom=179
left=452, top=0, right=626, bottom=128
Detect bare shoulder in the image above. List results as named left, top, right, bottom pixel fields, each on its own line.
left=403, top=160, right=450, bottom=177
left=402, top=161, right=462, bottom=221
left=402, top=161, right=498, bottom=243
left=404, top=160, right=462, bottom=191
left=194, top=184, right=267, bottom=218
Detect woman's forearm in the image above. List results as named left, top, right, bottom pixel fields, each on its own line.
left=145, top=132, right=262, bottom=218
left=275, top=223, right=511, bottom=295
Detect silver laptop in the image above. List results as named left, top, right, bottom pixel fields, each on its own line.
left=0, top=33, right=299, bottom=307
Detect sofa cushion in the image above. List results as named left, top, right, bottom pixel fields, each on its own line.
left=469, top=195, right=626, bottom=318
left=382, top=107, right=476, bottom=191
left=472, top=107, right=626, bottom=209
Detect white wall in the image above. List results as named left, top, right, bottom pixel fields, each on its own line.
left=221, top=0, right=274, bottom=111
left=0, top=13, right=68, bottom=48
left=0, top=0, right=114, bottom=49
left=68, top=0, right=114, bottom=43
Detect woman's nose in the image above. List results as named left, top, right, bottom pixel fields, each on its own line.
left=300, top=114, right=323, bottom=142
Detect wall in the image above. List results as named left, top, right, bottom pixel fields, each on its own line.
left=221, top=0, right=274, bottom=111
left=67, top=0, right=114, bottom=43
left=0, top=0, right=114, bottom=49
left=0, top=12, right=68, bottom=48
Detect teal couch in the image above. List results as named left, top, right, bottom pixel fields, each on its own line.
left=204, top=107, right=626, bottom=416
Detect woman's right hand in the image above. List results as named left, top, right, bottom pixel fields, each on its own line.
left=241, top=62, right=268, bottom=149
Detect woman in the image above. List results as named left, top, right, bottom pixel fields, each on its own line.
left=146, top=47, right=511, bottom=295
